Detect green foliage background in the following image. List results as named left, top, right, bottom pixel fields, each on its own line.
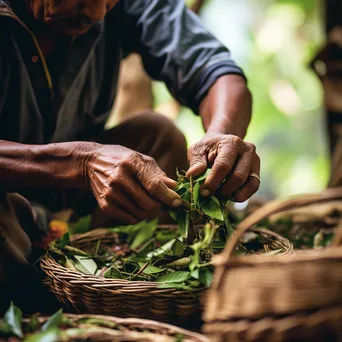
left=154, top=0, right=328, bottom=200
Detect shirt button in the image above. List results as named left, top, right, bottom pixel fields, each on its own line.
left=32, top=55, right=39, bottom=63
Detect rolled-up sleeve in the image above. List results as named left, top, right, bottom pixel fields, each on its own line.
left=122, top=0, right=245, bottom=113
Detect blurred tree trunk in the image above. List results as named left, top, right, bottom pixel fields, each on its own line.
left=323, top=0, right=342, bottom=186
left=107, top=0, right=207, bottom=127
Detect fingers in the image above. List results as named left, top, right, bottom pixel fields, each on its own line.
left=98, top=194, right=140, bottom=225
left=121, top=176, right=161, bottom=214
left=104, top=190, right=147, bottom=222
left=232, top=154, right=261, bottom=202
left=104, top=205, right=139, bottom=225
left=186, top=146, right=208, bottom=178
left=218, top=144, right=255, bottom=199
left=201, top=141, right=239, bottom=196
left=132, top=155, right=182, bottom=208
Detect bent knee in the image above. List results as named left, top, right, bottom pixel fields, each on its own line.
left=130, top=111, right=187, bottom=148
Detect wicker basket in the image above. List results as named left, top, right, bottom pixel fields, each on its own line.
left=19, top=313, right=208, bottom=342
left=203, top=187, right=342, bottom=342
left=40, top=224, right=292, bottom=326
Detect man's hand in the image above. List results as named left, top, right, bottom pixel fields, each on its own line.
left=186, top=133, right=260, bottom=202
left=84, top=144, right=182, bottom=224
left=189, top=74, right=260, bottom=202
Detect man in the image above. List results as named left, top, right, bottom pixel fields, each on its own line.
left=0, top=0, right=260, bottom=311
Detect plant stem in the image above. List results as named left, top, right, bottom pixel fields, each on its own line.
left=187, top=176, right=196, bottom=245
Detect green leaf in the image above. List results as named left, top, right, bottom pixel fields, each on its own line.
left=74, top=256, right=97, bottom=275
left=26, top=314, right=40, bottom=333
left=68, top=216, right=91, bottom=235
left=194, top=169, right=211, bottom=183
left=130, top=219, right=158, bottom=249
left=166, top=257, right=191, bottom=268
left=157, top=283, right=191, bottom=290
left=169, top=210, right=189, bottom=238
left=42, top=309, right=64, bottom=332
left=0, top=319, right=10, bottom=335
left=4, top=302, right=23, bottom=338
left=200, top=197, right=224, bottom=221
left=175, top=334, right=185, bottom=342
left=138, top=263, right=165, bottom=275
left=147, top=238, right=176, bottom=259
left=25, top=328, right=60, bottom=342
left=189, top=249, right=200, bottom=272
left=193, top=181, right=201, bottom=207
left=156, top=271, right=190, bottom=283
left=103, top=266, right=123, bottom=279
left=55, top=233, right=70, bottom=249
left=172, top=239, right=185, bottom=255
left=190, top=269, right=199, bottom=279
left=199, top=268, right=213, bottom=287
left=76, top=317, right=117, bottom=328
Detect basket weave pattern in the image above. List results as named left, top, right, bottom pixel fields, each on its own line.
left=33, top=313, right=209, bottom=341
left=41, top=228, right=203, bottom=325
left=41, top=224, right=292, bottom=325
left=203, top=187, right=342, bottom=342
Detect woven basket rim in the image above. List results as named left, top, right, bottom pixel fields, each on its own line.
left=213, top=246, right=342, bottom=266
left=202, top=305, right=342, bottom=339
left=41, top=225, right=292, bottom=294
left=24, top=313, right=208, bottom=341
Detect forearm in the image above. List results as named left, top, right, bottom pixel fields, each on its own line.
left=199, top=74, right=252, bottom=138
left=0, top=140, right=93, bottom=189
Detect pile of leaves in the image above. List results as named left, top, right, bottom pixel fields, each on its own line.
left=49, top=170, right=278, bottom=290
left=257, top=201, right=342, bottom=249
left=0, top=303, right=187, bottom=342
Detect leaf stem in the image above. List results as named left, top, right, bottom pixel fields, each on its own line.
left=187, top=176, right=196, bottom=245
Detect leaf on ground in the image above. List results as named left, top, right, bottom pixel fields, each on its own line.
left=74, top=256, right=97, bottom=275
left=4, top=302, right=23, bottom=338
left=199, top=268, right=213, bottom=287
left=42, top=309, right=64, bottom=332
left=156, top=271, right=190, bottom=283
left=138, top=263, right=165, bottom=275
left=103, top=266, right=122, bottom=279
left=200, top=197, right=224, bottom=221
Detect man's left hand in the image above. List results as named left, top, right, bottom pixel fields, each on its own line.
left=186, top=132, right=260, bottom=202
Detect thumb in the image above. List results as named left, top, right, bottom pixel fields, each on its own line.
left=186, top=152, right=208, bottom=178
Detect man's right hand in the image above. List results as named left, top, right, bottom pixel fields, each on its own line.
left=82, top=144, right=182, bottom=224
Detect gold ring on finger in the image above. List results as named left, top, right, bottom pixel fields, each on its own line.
left=248, top=173, right=260, bottom=183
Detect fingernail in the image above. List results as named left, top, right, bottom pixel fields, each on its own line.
left=201, top=189, right=210, bottom=197
left=172, top=199, right=182, bottom=208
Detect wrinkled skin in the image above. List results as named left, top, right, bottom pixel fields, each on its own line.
left=3, top=2, right=260, bottom=226
left=189, top=75, right=260, bottom=203
left=28, top=0, right=119, bottom=35
left=84, top=144, right=182, bottom=225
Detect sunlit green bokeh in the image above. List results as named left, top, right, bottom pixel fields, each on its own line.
left=153, top=0, right=329, bottom=200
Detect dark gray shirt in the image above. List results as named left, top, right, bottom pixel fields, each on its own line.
left=0, top=0, right=244, bottom=144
